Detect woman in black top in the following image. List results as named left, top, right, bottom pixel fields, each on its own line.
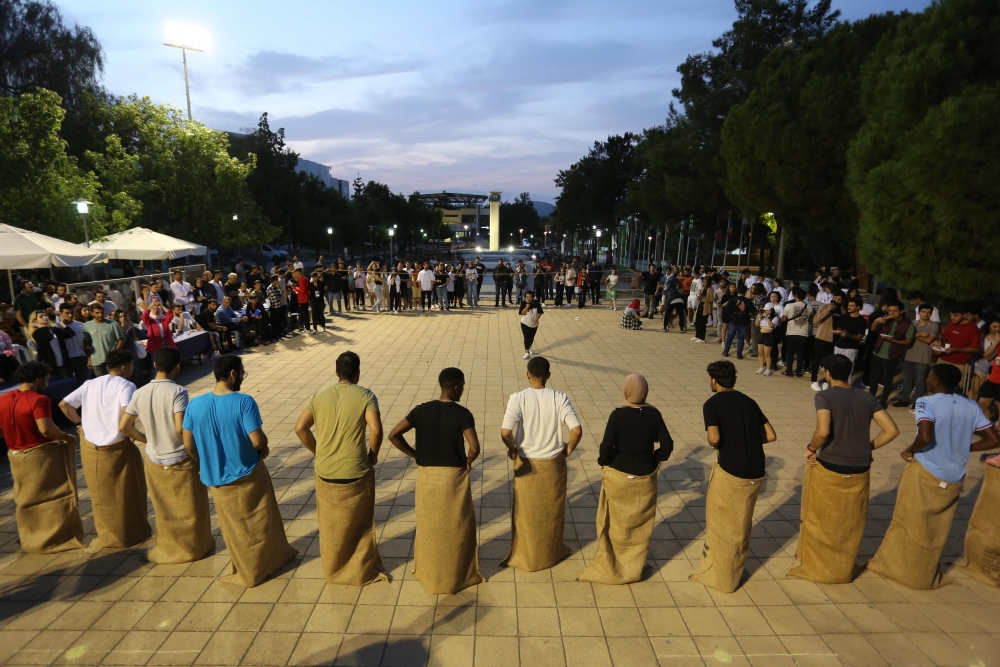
left=597, top=374, right=673, bottom=475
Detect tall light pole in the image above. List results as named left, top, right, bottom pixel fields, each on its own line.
left=596, top=230, right=602, bottom=262
left=519, top=228, right=524, bottom=247
left=163, top=41, right=203, bottom=121
left=72, top=199, right=92, bottom=246
left=326, top=226, right=333, bottom=255
left=388, top=228, right=395, bottom=260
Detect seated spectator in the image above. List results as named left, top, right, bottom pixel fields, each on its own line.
left=196, top=299, right=228, bottom=354
left=215, top=297, right=248, bottom=350
left=169, top=303, right=198, bottom=337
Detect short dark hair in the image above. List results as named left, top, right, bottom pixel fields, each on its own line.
left=737, top=283, right=748, bottom=295
left=270, top=275, right=279, bottom=282
left=791, top=287, right=806, bottom=300
left=59, top=302, right=75, bottom=313
left=154, top=346, right=182, bottom=374
left=908, top=291, right=924, bottom=300
left=707, top=360, right=736, bottom=388
left=526, top=356, right=550, bottom=378
left=207, top=299, right=217, bottom=306
left=524, top=290, right=534, bottom=297
left=930, top=364, right=962, bottom=393
left=94, top=289, right=106, bottom=297
left=438, top=367, right=464, bottom=388
left=213, top=354, right=243, bottom=382
left=850, top=297, right=863, bottom=307
left=336, top=351, right=361, bottom=379
left=105, top=348, right=135, bottom=370
left=917, top=303, right=934, bottom=313
left=13, top=361, right=51, bottom=384
left=821, top=354, right=853, bottom=382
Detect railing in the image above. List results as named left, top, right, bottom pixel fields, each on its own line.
left=65, top=264, right=207, bottom=310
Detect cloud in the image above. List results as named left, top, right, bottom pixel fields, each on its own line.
left=233, top=50, right=422, bottom=95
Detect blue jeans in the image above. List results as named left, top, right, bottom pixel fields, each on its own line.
left=724, top=324, right=748, bottom=357
left=898, top=360, right=929, bottom=405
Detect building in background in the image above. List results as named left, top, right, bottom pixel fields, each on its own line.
left=295, top=158, right=351, bottom=199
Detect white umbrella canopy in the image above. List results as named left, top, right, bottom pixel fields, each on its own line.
left=86, top=227, right=207, bottom=261
left=0, top=224, right=107, bottom=269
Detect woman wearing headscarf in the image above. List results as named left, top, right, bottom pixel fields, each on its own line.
left=141, top=301, right=175, bottom=355
left=579, top=374, right=672, bottom=585
left=620, top=299, right=643, bottom=330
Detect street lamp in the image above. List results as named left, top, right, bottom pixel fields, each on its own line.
left=326, top=226, right=333, bottom=255
left=388, top=228, right=395, bottom=259
left=596, top=229, right=602, bottom=262
left=519, top=228, right=524, bottom=246
left=163, top=25, right=207, bottom=121
left=72, top=199, right=92, bottom=246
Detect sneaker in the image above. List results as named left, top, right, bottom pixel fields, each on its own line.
left=737, top=355, right=744, bottom=361
left=722, top=353, right=729, bottom=358
left=694, top=338, right=705, bottom=343
left=821, top=382, right=830, bottom=390
left=523, top=352, right=531, bottom=360
left=810, top=382, right=823, bottom=391
left=691, top=337, right=699, bottom=341
left=756, top=368, right=765, bottom=375
left=891, top=400, right=909, bottom=408
left=763, top=369, right=773, bottom=376
left=781, top=372, right=793, bottom=377
left=529, top=349, right=536, bottom=355
left=777, top=361, right=786, bottom=368
left=908, top=407, right=916, bottom=414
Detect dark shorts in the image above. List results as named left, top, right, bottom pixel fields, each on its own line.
left=758, top=332, right=775, bottom=347
left=979, top=380, right=1000, bottom=400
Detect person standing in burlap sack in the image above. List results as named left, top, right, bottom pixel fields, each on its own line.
left=788, top=354, right=900, bottom=584
left=182, top=354, right=298, bottom=587
left=0, top=361, right=84, bottom=554
left=957, top=454, right=1000, bottom=586
left=691, top=360, right=776, bottom=593
left=579, top=373, right=672, bottom=585
left=294, top=351, right=388, bottom=587
left=119, top=347, right=214, bottom=564
left=388, top=367, right=483, bottom=594
left=60, top=348, right=152, bottom=550
left=499, top=356, right=582, bottom=572
left=867, top=364, right=999, bottom=589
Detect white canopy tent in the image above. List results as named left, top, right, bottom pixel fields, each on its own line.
left=86, top=227, right=207, bottom=261
left=0, top=224, right=107, bottom=302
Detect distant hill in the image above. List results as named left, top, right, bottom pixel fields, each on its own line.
left=533, top=201, right=555, bottom=217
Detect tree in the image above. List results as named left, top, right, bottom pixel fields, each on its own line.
left=667, top=0, right=839, bottom=222
left=79, top=95, right=274, bottom=248
left=0, top=88, right=110, bottom=240
left=847, top=0, right=1000, bottom=301
left=721, top=13, right=904, bottom=269
left=500, top=193, right=542, bottom=244
left=553, top=134, right=638, bottom=236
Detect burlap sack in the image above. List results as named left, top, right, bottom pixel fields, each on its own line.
left=315, top=469, right=388, bottom=586
left=955, top=463, right=1000, bottom=587
left=8, top=441, right=85, bottom=554
left=787, top=463, right=869, bottom=584
left=500, top=455, right=572, bottom=572
left=412, top=466, right=483, bottom=595
left=866, top=461, right=962, bottom=590
left=690, top=463, right=763, bottom=593
left=143, top=456, right=214, bottom=564
left=578, top=465, right=658, bottom=585
left=211, top=460, right=299, bottom=587
left=79, top=433, right=152, bottom=549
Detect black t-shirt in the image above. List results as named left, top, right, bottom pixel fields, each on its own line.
left=642, top=271, right=660, bottom=295
left=310, top=282, right=324, bottom=301
left=834, top=313, right=867, bottom=350
left=703, top=390, right=769, bottom=479
left=195, top=309, right=215, bottom=330
left=726, top=296, right=755, bottom=326
left=598, top=406, right=673, bottom=475
left=405, top=401, right=475, bottom=467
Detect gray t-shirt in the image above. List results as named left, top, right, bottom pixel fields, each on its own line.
left=814, top=387, right=883, bottom=469
left=125, top=379, right=189, bottom=462
left=903, top=320, right=940, bottom=365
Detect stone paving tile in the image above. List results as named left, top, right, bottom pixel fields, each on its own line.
left=2, top=292, right=1000, bottom=666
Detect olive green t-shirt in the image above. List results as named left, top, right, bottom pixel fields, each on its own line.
left=307, top=383, right=380, bottom=480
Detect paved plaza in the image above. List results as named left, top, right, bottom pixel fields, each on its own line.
left=2, top=297, right=999, bottom=667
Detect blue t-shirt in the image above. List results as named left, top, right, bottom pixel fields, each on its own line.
left=913, top=392, right=991, bottom=483
left=182, top=392, right=264, bottom=487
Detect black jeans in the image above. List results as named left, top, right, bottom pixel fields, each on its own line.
left=270, top=305, right=286, bottom=339
left=695, top=310, right=708, bottom=340
left=521, top=323, right=538, bottom=351
left=297, top=302, right=310, bottom=330
left=554, top=284, right=564, bottom=306
left=784, top=335, right=807, bottom=376
left=663, top=303, right=686, bottom=331
left=421, top=290, right=433, bottom=309
left=311, top=299, right=325, bottom=330
left=590, top=282, right=601, bottom=304
left=389, top=287, right=401, bottom=311
left=810, top=339, right=835, bottom=382
left=869, top=355, right=900, bottom=407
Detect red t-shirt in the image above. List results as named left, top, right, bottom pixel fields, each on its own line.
left=940, top=321, right=982, bottom=365
left=296, top=276, right=310, bottom=304
left=0, top=390, right=51, bottom=451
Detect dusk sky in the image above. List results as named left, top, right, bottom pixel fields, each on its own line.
left=59, top=0, right=932, bottom=203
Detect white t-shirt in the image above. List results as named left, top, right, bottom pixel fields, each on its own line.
left=65, top=375, right=137, bottom=446
left=418, top=270, right=435, bottom=290
left=606, top=274, right=619, bottom=288
left=501, top=388, right=581, bottom=459
left=520, top=302, right=543, bottom=328
left=170, top=312, right=197, bottom=336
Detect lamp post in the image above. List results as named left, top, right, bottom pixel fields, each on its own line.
left=326, top=226, right=333, bottom=255
left=163, top=40, right=203, bottom=121
left=596, top=230, right=602, bottom=262
left=388, top=228, right=395, bottom=260
left=519, top=228, right=524, bottom=247
left=72, top=199, right=92, bottom=246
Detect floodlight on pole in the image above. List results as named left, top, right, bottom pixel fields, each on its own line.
left=164, top=24, right=207, bottom=121
left=72, top=199, right=92, bottom=247
left=326, top=226, right=334, bottom=254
